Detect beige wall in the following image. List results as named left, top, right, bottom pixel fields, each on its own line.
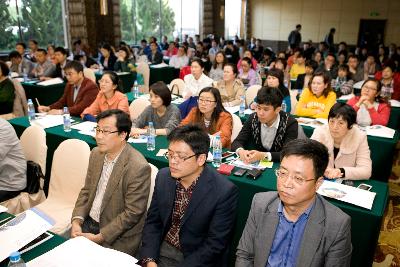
left=251, top=0, right=400, bottom=45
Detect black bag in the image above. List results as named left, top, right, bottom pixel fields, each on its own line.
left=24, top=161, right=44, bottom=194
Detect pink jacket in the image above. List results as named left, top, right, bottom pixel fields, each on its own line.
left=347, top=96, right=391, bottom=126
left=81, top=91, right=129, bottom=117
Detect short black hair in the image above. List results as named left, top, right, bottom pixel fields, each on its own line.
left=167, top=124, right=210, bottom=158
left=54, top=46, right=67, bottom=55
left=328, top=103, right=356, bottom=129
left=16, top=42, right=26, bottom=49
left=224, top=63, right=238, bottom=76
left=96, top=109, right=132, bottom=140
left=241, top=57, right=253, bottom=68
left=305, top=59, right=318, bottom=71
left=29, top=39, right=38, bottom=45
left=0, top=61, right=10, bottom=76
left=267, top=68, right=284, bottom=86
left=281, top=139, right=329, bottom=179
left=64, top=60, right=84, bottom=73
left=296, top=24, right=302, bottom=29
left=8, top=50, right=21, bottom=59
left=255, top=86, right=284, bottom=109
left=150, top=81, right=172, bottom=106
left=102, top=71, right=123, bottom=92
left=190, top=57, right=205, bottom=69
left=36, top=48, right=47, bottom=55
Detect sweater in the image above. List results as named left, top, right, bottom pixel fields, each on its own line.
left=81, top=91, right=129, bottom=117
left=132, top=105, right=181, bottom=135
left=347, top=96, right=391, bottom=126
left=295, top=89, right=336, bottom=119
left=215, top=79, right=245, bottom=106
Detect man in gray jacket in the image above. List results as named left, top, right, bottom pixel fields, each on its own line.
left=236, top=139, right=352, bottom=267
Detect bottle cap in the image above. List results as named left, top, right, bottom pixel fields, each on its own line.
left=9, top=251, right=21, bottom=262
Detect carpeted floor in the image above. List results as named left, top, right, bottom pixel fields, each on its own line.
left=373, top=145, right=400, bottom=267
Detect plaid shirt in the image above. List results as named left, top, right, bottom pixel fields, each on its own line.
left=165, top=179, right=198, bottom=250
left=381, top=79, right=394, bottom=99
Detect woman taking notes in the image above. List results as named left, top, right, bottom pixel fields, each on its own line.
left=180, top=87, right=233, bottom=148
left=311, top=103, right=372, bottom=180
left=81, top=71, right=129, bottom=121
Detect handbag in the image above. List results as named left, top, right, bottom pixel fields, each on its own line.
left=24, top=161, right=44, bottom=194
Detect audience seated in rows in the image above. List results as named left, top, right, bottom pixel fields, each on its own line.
left=209, top=51, right=226, bottom=81
left=214, top=63, right=245, bottom=107
left=264, top=68, right=291, bottom=113
left=182, top=58, right=213, bottom=99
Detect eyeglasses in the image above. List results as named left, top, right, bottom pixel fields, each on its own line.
left=94, top=127, right=119, bottom=136
left=164, top=151, right=198, bottom=162
left=363, top=85, right=377, bottom=91
left=198, top=98, right=216, bottom=105
left=275, top=169, right=315, bottom=186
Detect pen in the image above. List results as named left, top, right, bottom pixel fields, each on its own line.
left=35, top=98, right=40, bottom=107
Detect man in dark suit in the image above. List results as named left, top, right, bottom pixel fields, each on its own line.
left=140, top=124, right=239, bottom=267
left=71, top=109, right=151, bottom=255
left=148, top=42, right=163, bottom=65
left=236, top=139, right=352, bottom=267
left=49, top=46, right=71, bottom=80
left=38, top=60, right=98, bottom=116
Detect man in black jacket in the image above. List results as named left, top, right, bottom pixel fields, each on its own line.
left=232, top=87, right=299, bottom=162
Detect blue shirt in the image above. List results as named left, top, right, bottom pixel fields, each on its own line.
left=266, top=199, right=315, bottom=267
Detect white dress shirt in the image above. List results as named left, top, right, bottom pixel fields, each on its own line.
left=183, top=73, right=213, bottom=98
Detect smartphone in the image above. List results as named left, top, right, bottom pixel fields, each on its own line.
left=357, top=183, right=372, bottom=191
left=233, top=167, right=247, bottom=176
left=247, top=169, right=262, bottom=180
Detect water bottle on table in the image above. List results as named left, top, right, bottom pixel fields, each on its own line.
left=22, top=68, right=28, bottom=82
left=147, top=122, right=156, bottom=151
left=132, top=81, right=139, bottom=98
left=281, top=101, right=287, bottom=112
left=27, top=99, right=35, bottom=123
left=7, top=251, right=26, bottom=267
left=212, top=134, right=222, bottom=167
left=63, top=107, right=71, bottom=132
left=239, top=95, right=246, bottom=117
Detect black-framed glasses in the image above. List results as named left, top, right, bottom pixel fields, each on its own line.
left=94, top=127, right=119, bottom=136
left=164, top=151, right=198, bottom=162
left=275, top=169, right=315, bottom=186
left=198, top=98, right=216, bottom=105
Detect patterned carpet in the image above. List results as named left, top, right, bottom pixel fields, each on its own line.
left=373, top=144, right=400, bottom=267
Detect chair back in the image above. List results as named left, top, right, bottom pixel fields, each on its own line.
left=20, top=125, right=47, bottom=175
left=245, top=85, right=261, bottom=107
left=169, top=78, right=185, bottom=96
left=83, top=68, right=96, bottom=83
left=179, top=66, right=191, bottom=80
left=147, top=163, right=158, bottom=210
left=12, top=79, right=28, bottom=117
left=129, top=98, right=151, bottom=120
left=231, top=113, right=243, bottom=142
left=136, top=62, right=150, bottom=90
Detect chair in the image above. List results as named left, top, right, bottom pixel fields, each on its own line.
left=179, top=66, right=191, bottom=80
left=231, top=114, right=243, bottom=142
left=0, top=126, right=47, bottom=214
left=34, top=139, right=91, bottom=235
left=290, top=89, right=299, bottom=115
left=0, top=79, right=28, bottom=120
left=245, top=85, right=261, bottom=107
left=169, top=78, right=185, bottom=96
left=147, top=163, right=158, bottom=210
left=129, top=98, right=151, bottom=120
left=136, top=62, right=150, bottom=91
left=83, top=68, right=96, bottom=83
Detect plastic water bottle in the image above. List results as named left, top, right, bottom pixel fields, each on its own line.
left=212, top=134, right=222, bottom=167
left=239, top=95, right=245, bottom=117
left=132, top=81, right=139, bottom=99
left=147, top=122, right=156, bottom=151
left=27, top=99, right=35, bottom=123
left=22, top=68, right=28, bottom=82
left=63, top=107, right=71, bottom=132
left=7, top=251, right=26, bottom=267
left=281, top=101, right=287, bottom=112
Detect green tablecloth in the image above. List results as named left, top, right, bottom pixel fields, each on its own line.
left=94, top=72, right=136, bottom=93
left=301, top=124, right=399, bottom=182
left=149, top=66, right=180, bottom=85
left=21, top=82, right=66, bottom=108
left=0, top=213, right=65, bottom=267
left=7, top=117, right=389, bottom=267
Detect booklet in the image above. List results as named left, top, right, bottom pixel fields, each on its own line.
left=32, top=115, right=74, bottom=129
left=37, top=78, right=64, bottom=86
left=365, top=125, right=395, bottom=139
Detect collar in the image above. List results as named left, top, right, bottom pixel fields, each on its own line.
left=277, top=197, right=315, bottom=220
left=262, top=113, right=280, bottom=129
left=104, top=144, right=126, bottom=164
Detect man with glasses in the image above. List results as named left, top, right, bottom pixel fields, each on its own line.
left=71, top=109, right=151, bottom=256
left=236, top=139, right=352, bottom=267
left=139, top=124, right=238, bottom=267
left=232, top=87, right=299, bottom=163
left=38, top=60, right=98, bottom=116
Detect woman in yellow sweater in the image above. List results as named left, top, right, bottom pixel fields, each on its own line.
left=295, top=71, right=336, bottom=118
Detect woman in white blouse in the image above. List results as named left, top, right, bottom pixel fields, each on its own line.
left=168, top=46, right=189, bottom=69
left=182, top=58, right=213, bottom=99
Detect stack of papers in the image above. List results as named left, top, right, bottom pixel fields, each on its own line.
left=230, top=159, right=273, bottom=170
left=128, top=135, right=148, bottom=143
left=37, top=78, right=64, bottom=86
left=317, top=180, right=376, bottom=209
left=337, top=94, right=354, bottom=101
left=26, top=236, right=140, bottom=267
left=71, top=121, right=97, bottom=137
left=389, top=99, right=400, bottom=107
left=0, top=208, right=54, bottom=262
left=365, top=125, right=396, bottom=138
left=296, top=117, right=328, bottom=128
left=225, top=106, right=240, bottom=114
left=32, top=115, right=74, bottom=129
left=150, top=63, right=169, bottom=68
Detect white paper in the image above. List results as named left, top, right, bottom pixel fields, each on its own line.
left=317, top=180, right=376, bottom=210
left=353, top=80, right=364, bottom=90
left=116, top=72, right=130, bottom=75
left=71, top=121, right=97, bottom=132
left=171, top=98, right=185, bottom=105
left=37, top=78, right=64, bottom=86
left=128, top=135, right=148, bottom=143
left=389, top=99, right=400, bottom=107
left=225, top=106, right=240, bottom=114
left=150, top=63, right=169, bottom=68
left=31, top=115, right=74, bottom=129
left=244, top=109, right=253, bottom=115
left=296, top=117, right=326, bottom=128
left=230, top=159, right=266, bottom=170
left=138, top=94, right=150, bottom=100
left=338, top=94, right=354, bottom=101
left=156, top=149, right=168, bottom=157
left=206, top=151, right=214, bottom=162
left=0, top=205, right=7, bottom=213
left=27, top=236, right=140, bottom=267
left=0, top=208, right=54, bottom=262
left=365, top=125, right=396, bottom=139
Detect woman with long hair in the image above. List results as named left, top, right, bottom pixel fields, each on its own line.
left=99, top=44, right=117, bottom=71
left=209, top=51, right=226, bottom=81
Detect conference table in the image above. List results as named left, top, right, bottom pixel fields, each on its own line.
left=21, top=81, right=66, bottom=108
left=8, top=116, right=389, bottom=267
left=0, top=212, right=65, bottom=267
left=149, top=65, right=180, bottom=85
